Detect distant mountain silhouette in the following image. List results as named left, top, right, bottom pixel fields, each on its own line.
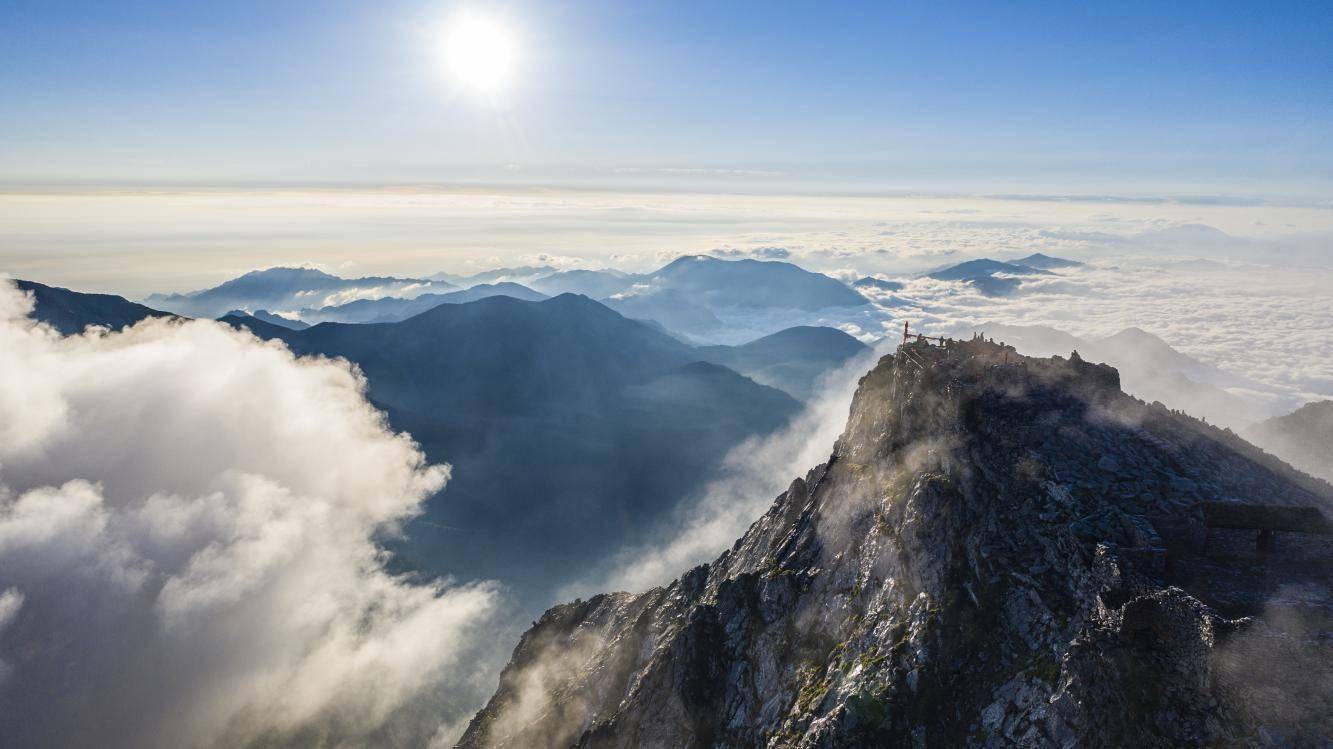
left=231, top=309, right=309, bottom=329
left=526, top=256, right=869, bottom=339
left=853, top=276, right=904, bottom=292
left=1245, top=401, right=1333, bottom=482
left=222, top=294, right=803, bottom=607
left=530, top=269, right=632, bottom=298
left=954, top=322, right=1271, bottom=427
left=603, top=288, right=724, bottom=335
left=927, top=258, right=1054, bottom=296
left=430, top=265, right=557, bottom=287
left=1137, top=223, right=1242, bottom=247
left=1093, top=326, right=1216, bottom=378
left=432, top=282, right=547, bottom=304
left=299, top=282, right=548, bottom=324
left=145, top=266, right=455, bottom=318
left=1014, top=252, right=1084, bottom=269
left=14, top=279, right=172, bottom=334
left=646, top=255, right=869, bottom=310
left=149, top=257, right=869, bottom=342
left=698, top=326, right=868, bottom=400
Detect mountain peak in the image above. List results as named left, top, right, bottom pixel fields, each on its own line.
left=460, top=335, right=1332, bottom=748
left=238, top=266, right=338, bottom=281
left=1015, top=252, right=1084, bottom=269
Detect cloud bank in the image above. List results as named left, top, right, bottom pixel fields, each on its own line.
left=0, top=281, right=501, bottom=748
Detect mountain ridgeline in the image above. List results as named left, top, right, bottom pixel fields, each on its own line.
left=11, top=276, right=867, bottom=608
left=15, top=279, right=173, bottom=334
left=295, top=282, right=550, bottom=324
left=144, top=266, right=459, bottom=319
left=138, top=256, right=873, bottom=343
left=460, top=338, right=1332, bottom=748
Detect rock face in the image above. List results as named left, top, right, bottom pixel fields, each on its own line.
left=459, top=338, right=1333, bottom=748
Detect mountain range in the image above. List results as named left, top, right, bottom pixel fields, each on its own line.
left=294, top=282, right=549, bottom=324
left=144, top=266, right=457, bottom=318
left=218, top=296, right=862, bottom=606
left=140, top=256, right=871, bottom=343
left=219, top=296, right=802, bottom=604
left=461, top=337, right=1332, bottom=748
left=530, top=256, right=870, bottom=341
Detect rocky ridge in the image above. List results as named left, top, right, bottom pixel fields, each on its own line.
left=459, top=337, right=1332, bottom=748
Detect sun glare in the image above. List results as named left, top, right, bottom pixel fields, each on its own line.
left=443, top=16, right=516, bottom=94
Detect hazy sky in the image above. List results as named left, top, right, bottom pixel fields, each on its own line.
left=3, top=188, right=1331, bottom=297
left=3, top=0, right=1330, bottom=196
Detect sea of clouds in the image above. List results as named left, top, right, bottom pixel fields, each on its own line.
left=0, top=281, right=503, bottom=748
left=3, top=190, right=1330, bottom=741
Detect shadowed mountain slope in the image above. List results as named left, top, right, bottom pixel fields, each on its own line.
left=698, top=326, right=869, bottom=400
left=297, top=282, right=548, bottom=324
left=223, top=294, right=802, bottom=606
left=15, top=279, right=172, bottom=334
left=226, top=308, right=309, bottom=329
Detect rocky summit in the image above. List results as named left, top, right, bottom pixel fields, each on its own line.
left=458, top=337, right=1333, bottom=748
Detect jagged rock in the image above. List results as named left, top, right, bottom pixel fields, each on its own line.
left=458, top=338, right=1333, bottom=748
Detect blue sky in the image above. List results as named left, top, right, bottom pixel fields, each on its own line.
left=2, top=0, right=1330, bottom=196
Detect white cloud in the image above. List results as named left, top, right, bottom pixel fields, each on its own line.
left=518, top=253, right=583, bottom=269
left=306, top=280, right=438, bottom=310
left=0, top=281, right=502, bottom=748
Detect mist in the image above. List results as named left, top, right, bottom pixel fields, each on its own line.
left=0, top=281, right=504, bottom=748
left=566, top=341, right=891, bottom=597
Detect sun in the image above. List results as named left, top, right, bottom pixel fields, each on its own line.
left=443, top=16, right=517, bottom=94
